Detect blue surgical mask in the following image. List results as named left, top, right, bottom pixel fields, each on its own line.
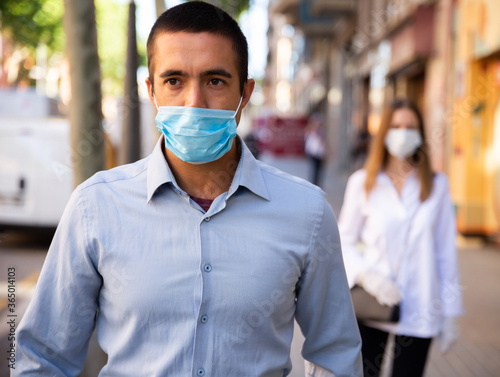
left=154, top=96, right=243, bottom=164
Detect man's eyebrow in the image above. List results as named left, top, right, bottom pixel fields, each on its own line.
left=158, top=68, right=233, bottom=79
left=159, top=70, right=187, bottom=78
left=201, top=69, right=232, bottom=78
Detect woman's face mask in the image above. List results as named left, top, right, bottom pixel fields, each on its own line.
left=154, top=96, right=243, bottom=164
left=384, top=128, right=422, bottom=160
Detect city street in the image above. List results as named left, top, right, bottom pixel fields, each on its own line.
left=2, top=0, right=500, bottom=376
left=0, top=229, right=52, bottom=377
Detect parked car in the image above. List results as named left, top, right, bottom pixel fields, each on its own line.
left=0, top=89, right=73, bottom=228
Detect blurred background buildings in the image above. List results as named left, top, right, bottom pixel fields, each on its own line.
left=265, top=0, right=500, bottom=242
left=0, top=0, right=499, bottom=237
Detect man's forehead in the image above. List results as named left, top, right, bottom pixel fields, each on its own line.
left=152, top=31, right=239, bottom=72
left=154, top=31, right=234, bottom=51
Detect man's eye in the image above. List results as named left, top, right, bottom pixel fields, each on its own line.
left=166, top=78, right=179, bottom=86
left=209, top=78, right=223, bottom=86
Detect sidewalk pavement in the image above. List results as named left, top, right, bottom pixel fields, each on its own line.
left=424, top=238, right=500, bottom=377
left=262, top=154, right=500, bottom=377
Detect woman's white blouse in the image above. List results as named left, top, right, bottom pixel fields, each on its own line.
left=338, top=169, right=464, bottom=338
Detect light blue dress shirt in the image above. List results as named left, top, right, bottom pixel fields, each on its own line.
left=15, top=137, right=362, bottom=377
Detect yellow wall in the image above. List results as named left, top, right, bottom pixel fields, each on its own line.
left=450, top=0, right=500, bottom=235
left=472, top=0, right=500, bottom=58
left=457, top=0, right=500, bottom=59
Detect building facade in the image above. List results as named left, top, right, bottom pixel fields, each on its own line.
left=266, top=0, right=357, bottom=174
left=450, top=0, right=500, bottom=237
left=266, top=0, right=500, bottom=239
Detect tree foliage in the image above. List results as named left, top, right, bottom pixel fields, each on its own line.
left=0, top=0, right=145, bottom=96
left=190, top=0, right=251, bottom=18
left=0, top=0, right=249, bottom=95
left=94, top=0, right=129, bottom=96
left=0, top=0, right=64, bottom=52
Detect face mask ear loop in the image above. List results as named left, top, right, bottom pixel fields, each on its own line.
left=233, top=96, right=244, bottom=118
left=153, top=93, right=159, bottom=111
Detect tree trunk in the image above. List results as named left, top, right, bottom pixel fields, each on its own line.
left=120, top=0, right=141, bottom=165
left=155, top=0, right=166, bottom=18
left=63, top=0, right=105, bottom=187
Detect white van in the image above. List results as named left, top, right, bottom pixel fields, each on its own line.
left=0, top=89, right=73, bottom=228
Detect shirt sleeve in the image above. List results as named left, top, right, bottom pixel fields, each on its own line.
left=433, top=174, right=465, bottom=317
left=337, top=171, right=371, bottom=287
left=305, top=360, right=339, bottom=376
left=295, top=197, right=363, bottom=377
left=14, top=187, right=102, bottom=376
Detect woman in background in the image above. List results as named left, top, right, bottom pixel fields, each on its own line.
left=338, top=98, right=464, bottom=377
left=304, top=113, right=327, bottom=186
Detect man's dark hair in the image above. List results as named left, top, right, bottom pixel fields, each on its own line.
left=147, top=1, right=249, bottom=94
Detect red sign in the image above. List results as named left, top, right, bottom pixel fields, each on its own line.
left=254, top=116, right=307, bottom=156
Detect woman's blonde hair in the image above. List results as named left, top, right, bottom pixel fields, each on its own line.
left=364, top=98, right=434, bottom=202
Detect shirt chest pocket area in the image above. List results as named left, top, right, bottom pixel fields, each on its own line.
left=97, top=255, right=199, bottom=320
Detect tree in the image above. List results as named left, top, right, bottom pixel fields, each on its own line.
left=0, top=0, right=64, bottom=51
left=63, top=0, right=105, bottom=185
left=155, top=0, right=251, bottom=20
left=0, top=0, right=64, bottom=86
left=155, top=0, right=166, bottom=18
left=188, top=0, right=251, bottom=18
left=1, top=0, right=139, bottom=97
left=120, top=0, right=141, bottom=165
left=94, top=0, right=130, bottom=96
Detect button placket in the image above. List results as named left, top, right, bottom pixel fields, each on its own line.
left=195, top=212, right=214, bottom=377
left=203, top=263, right=212, bottom=272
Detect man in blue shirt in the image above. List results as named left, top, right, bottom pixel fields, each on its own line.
left=15, top=2, right=362, bottom=376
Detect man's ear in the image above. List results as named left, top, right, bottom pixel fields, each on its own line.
left=235, top=79, right=255, bottom=125
left=145, top=77, right=156, bottom=108
left=241, top=78, right=256, bottom=109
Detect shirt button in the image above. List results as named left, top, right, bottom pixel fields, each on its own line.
left=203, top=264, right=212, bottom=272
left=204, top=217, right=211, bottom=222
left=196, top=368, right=205, bottom=376
left=200, top=315, right=208, bottom=324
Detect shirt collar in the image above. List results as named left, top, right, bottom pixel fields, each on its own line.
left=146, top=135, right=270, bottom=202
left=229, top=136, right=270, bottom=201
left=146, top=136, right=177, bottom=202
